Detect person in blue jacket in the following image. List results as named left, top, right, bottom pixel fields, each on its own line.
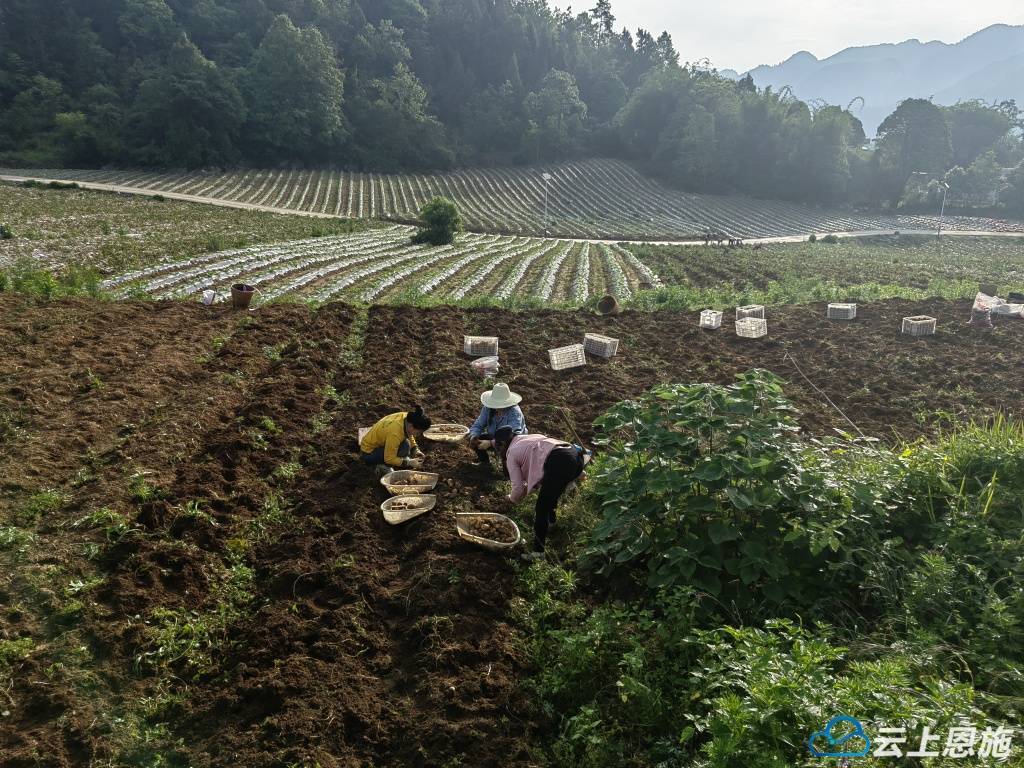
left=469, top=382, right=527, bottom=465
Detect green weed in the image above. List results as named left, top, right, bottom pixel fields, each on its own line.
left=174, top=500, right=217, bottom=527
left=310, top=412, right=334, bottom=435
left=338, top=306, right=369, bottom=368
left=244, top=493, right=294, bottom=544
left=0, top=637, right=34, bottom=667
left=272, top=462, right=302, bottom=482
left=0, top=525, right=35, bottom=554
left=139, top=557, right=254, bottom=676
left=13, top=489, right=68, bottom=524
left=128, top=473, right=163, bottom=504
left=73, top=507, right=133, bottom=541
left=0, top=259, right=104, bottom=300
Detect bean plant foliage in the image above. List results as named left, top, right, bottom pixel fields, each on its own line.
left=582, top=371, right=867, bottom=607
left=516, top=374, right=1024, bottom=766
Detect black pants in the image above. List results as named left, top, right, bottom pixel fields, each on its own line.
left=534, top=447, right=584, bottom=551
left=361, top=440, right=410, bottom=466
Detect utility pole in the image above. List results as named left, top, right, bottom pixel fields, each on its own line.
left=912, top=171, right=950, bottom=237
left=937, top=182, right=949, bottom=236
left=542, top=172, right=553, bottom=228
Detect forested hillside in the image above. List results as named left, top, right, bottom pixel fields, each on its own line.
left=1, top=0, right=1022, bottom=212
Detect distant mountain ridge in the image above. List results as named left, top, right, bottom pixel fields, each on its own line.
left=746, top=24, right=1024, bottom=134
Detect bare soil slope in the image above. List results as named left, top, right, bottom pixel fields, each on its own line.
left=1, top=296, right=1021, bottom=766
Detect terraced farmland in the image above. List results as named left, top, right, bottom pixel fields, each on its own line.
left=5, top=159, right=1022, bottom=240
left=104, top=225, right=659, bottom=306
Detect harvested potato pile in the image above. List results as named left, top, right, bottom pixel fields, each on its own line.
left=430, top=425, right=466, bottom=434
left=391, top=473, right=434, bottom=486
left=463, top=516, right=517, bottom=543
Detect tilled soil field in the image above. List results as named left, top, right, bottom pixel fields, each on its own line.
left=1, top=295, right=1022, bottom=767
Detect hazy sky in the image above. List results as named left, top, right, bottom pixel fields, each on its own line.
left=609, top=0, right=1023, bottom=73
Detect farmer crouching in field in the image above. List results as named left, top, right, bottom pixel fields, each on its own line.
left=360, top=405, right=431, bottom=475
left=468, top=383, right=527, bottom=466
left=494, top=426, right=592, bottom=562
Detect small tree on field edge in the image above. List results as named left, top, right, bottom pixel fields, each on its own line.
left=412, top=197, right=462, bottom=246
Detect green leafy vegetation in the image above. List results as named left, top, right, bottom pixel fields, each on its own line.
left=0, top=637, right=35, bottom=677
left=516, top=374, right=1024, bottom=766
left=128, top=472, right=164, bottom=505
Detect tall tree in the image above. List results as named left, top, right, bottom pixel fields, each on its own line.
left=349, top=63, right=452, bottom=170
left=524, top=69, right=588, bottom=161
left=243, top=14, right=347, bottom=162
left=128, top=37, right=244, bottom=166
left=875, top=98, right=953, bottom=207
left=945, top=101, right=1013, bottom=168
left=590, top=0, right=615, bottom=37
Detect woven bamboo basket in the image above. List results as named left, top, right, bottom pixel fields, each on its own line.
left=382, top=495, right=436, bottom=524
left=456, top=512, right=522, bottom=552
left=423, top=424, right=470, bottom=443
left=380, top=470, right=439, bottom=495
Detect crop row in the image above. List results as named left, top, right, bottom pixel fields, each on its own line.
left=105, top=226, right=661, bottom=306
left=627, top=234, right=1024, bottom=294
left=8, top=160, right=1022, bottom=241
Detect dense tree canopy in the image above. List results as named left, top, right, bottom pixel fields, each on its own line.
left=243, top=15, right=347, bottom=162
left=0, top=0, right=1020, bottom=211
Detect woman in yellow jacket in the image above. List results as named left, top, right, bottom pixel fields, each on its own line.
left=360, top=405, right=432, bottom=471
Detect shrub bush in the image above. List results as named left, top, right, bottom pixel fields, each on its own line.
left=581, top=371, right=872, bottom=612
left=411, top=197, right=462, bottom=246
left=0, top=223, right=13, bottom=240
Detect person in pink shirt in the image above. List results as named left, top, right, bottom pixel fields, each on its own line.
left=494, top=426, right=592, bottom=562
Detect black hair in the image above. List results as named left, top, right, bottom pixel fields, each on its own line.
left=407, top=404, right=431, bottom=431
left=494, top=426, right=515, bottom=448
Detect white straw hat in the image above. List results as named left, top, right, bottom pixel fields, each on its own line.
left=481, top=382, right=522, bottom=409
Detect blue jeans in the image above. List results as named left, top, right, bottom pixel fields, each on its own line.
left=361, top=440, right=410, bottom=466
